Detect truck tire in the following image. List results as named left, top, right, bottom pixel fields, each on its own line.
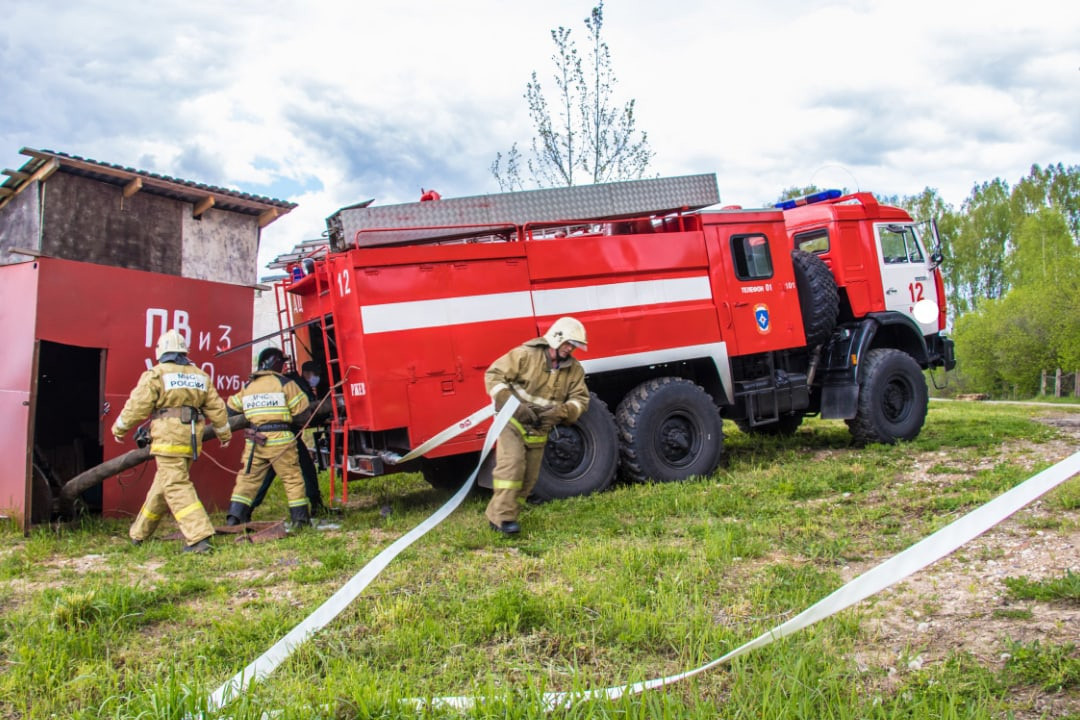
left=532, top=393, right=619, bottom=502
left=420, top=452, right=482, bottom=491
left=616, top=377, right=724, bottom=484
left=792, top=249, right=839, bottom=346
left=846, top=348, right=928, bottom=445
left=735, top=412, right=804, bottom=436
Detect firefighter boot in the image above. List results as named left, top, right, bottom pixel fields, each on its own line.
left=288, top=504, right=312, bottom=531
left=225, top=501, right=252, bottom=526
left=183, top=538, right=213, bottom=554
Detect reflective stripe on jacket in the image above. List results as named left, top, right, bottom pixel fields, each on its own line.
left=227, top=371, right=310, bottom=447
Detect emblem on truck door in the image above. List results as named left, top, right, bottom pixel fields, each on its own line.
left=754, top=304, right=771, bottom=334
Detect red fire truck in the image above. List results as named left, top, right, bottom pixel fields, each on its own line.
left=271, top=175, right=954, bottom=501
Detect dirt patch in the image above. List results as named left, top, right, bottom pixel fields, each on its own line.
left=46, top=553, right=109, bottom=573
left=850, top=413, right=1080, bottom=715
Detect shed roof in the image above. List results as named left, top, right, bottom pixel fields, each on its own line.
left=0, top=147, right=297, bottom=227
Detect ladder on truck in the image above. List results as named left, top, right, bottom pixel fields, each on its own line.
left=327, top=173, right=720, bottom=249
left=272, top=244, right=350, bottom=506
left=310, top=263, right=350, bottom=506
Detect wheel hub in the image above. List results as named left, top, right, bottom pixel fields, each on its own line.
left=545, top=428, right=585, bottom=477
left=656, top=414, right=700, bottom=467
left=883, top=377, right=913, bottom=422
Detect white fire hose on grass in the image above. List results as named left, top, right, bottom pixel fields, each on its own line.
left=206, top=399, right=510, bottom=711
left=205, top=397, right=1080, bottom=714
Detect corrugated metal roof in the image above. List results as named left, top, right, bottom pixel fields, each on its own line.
left=1, top=147, right=297, bottom=226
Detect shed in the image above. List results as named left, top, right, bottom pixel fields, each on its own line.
left=0, top=148, right=297, bottom=531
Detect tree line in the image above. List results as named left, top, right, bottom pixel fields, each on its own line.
left=898, top=164, right=1079, bottom=398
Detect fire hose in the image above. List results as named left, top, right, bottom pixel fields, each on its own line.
left=206, top=397, right=519, bottom=710
left=55, top=406, right=333, bottom=518
left=202, top=407, right=1080, bottom=713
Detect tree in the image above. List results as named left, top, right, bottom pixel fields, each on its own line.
left=1011, top=163, right=1080, bottom=242
left=1008, top=208, right=1076, bottom=289
left=949, top=178, right=1013, bottom=315
left=491, top=1, right=653, bottom=190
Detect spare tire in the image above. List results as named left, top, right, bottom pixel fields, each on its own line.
left=791, top=249, right=839, bottom=346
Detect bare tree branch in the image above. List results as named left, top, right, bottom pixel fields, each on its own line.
left=492, top=1, right=653, bottom=190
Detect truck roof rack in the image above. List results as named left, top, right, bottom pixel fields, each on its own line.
left=325, top=173, right=720, bottom=250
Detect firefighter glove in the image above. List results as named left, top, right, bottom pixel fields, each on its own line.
left=538, top=403, right=570, bottom=425
left=513, top=403, right=539, bottom=426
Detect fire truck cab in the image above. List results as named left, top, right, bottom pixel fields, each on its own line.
left=274, top=175, right=954, bottom=502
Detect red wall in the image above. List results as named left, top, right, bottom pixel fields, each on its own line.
left=11, top=258, right=255, bottom=522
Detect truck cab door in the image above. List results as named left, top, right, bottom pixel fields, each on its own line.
left=707, top=226, right=804, bottom=355
left=874, top=222, right=940, bottom=335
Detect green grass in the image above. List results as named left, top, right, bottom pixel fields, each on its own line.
left=1, top=403, right=1078, bottom=718
left=1004, top=570, right=1080, bottom=603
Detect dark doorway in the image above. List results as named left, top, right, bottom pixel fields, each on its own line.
left=30, top=341, right=105, bottom=521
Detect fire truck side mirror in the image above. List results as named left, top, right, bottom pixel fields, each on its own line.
left=928, top=251, right=944, bottom=271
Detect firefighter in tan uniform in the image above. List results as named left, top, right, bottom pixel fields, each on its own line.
left=484, top=316, right=590, bottom=534
left=224, top=347, right=313, bottom=529
left=111, top=330, right=232, bottom=553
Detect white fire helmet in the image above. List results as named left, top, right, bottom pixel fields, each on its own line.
left=155, top=329, right=189, bottom=360
left=543, top=316, right=588, bottom=351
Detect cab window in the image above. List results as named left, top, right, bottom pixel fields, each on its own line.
left=731, top=234, right=773, bottom=280
left=794, top=228, right=829, bottom=254
left=878, top=224, right=924, bottom=264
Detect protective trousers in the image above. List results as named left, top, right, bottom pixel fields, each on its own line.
left=129, top=455, right=215, bottom=546
left=252, top=436, right=323, bottom=511
left=484, top=424, right=546, bottom=526
left=229, top=441, right=309, bottom=515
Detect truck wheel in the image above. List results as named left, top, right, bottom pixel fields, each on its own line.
left=532, top=393, right=619, bottom=502
left=735, top=412, right=804, bottom=436
left=616, top=377, right=723, bottom=483
left=846, top=348, right=928, bottom=445
left=420, top=452, right=481, bottom=491
left=792, top=249, right=839, bottom=346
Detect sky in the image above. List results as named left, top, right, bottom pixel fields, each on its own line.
left=2, top=0, right=1079, bottom=272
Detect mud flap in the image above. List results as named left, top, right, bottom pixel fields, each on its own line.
left=821, top=382, right=858, bottom=420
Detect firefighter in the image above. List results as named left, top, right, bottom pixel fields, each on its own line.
left=484, top=316, right=590, bottom=534
left=225, top=347, right=313, bottom=529
left=250, top=360, right=325, bottom=515
left=111, top=329, right=232, bottom=554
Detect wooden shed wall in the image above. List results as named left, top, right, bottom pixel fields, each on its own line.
left=0, top=182, right=43, bottom=262
left=2, top=171, right=261, bottom=284
left=181, top=208, right=258, bottom=285
left=40, top=172, right=182, bottom=274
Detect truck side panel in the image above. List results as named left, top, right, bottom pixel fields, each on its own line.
left=343, top=248, right=536, bottom=448
left=524, top=231, right=725, bottom=361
